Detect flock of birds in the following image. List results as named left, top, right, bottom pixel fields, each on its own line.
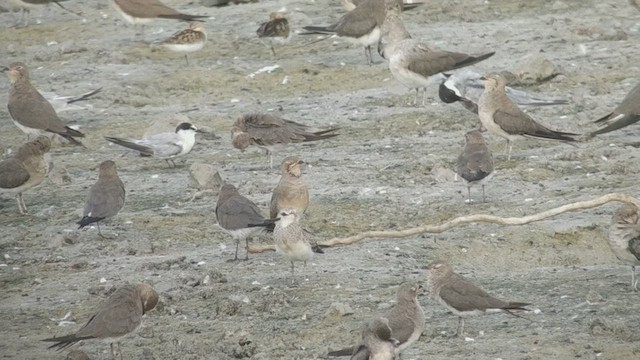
left=1, top=0, right=640, bottom=359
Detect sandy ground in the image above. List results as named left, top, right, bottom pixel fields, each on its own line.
left=1, top=0, right=640, bottom=359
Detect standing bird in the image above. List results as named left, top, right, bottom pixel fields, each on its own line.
left=477, top=73, right=578, bottom=160
left=0, top=136, right=51, bottom=215
left=586, top=81, right=640, bottom=138
left=426, top=261, right=530, bottom=336
left=328, top=283, right=425, bottom=359
left=377, top=4, right=494, bottom=106
left=256, top=12, right=291, bottom=56
left=438, top=70, right=568, bottom=114
left=231, top=113, right=338, bottom=168
left=43, top=283, right=159, bottom=360
left=215, top=183, right=268, bottom=261
left=273, top=208, right=323, bottom=283
left=270, top=156, right=309, bottom=219
left=5, top=62, right=85, bottom=145
left=301, top=0, right=394, bottom=65
left=77, top=160, right=126, bottom=238
left=341, top=0, right=423, bottom=11
left=606, top=204, right=640, bottom=291
left=5, top=0, right=79, bottom=27
left=110, top=0, right=209, bottom=25
left=158, top=22, right=207, bottom=65
left=105, top=122, right=200, bottom=167
left=456, top=130, right=494, bottom=203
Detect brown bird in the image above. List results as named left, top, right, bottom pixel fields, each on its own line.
left=110, top=0, right=209, bottom=25
left=215, top=183, right=268, bottom=261
left=328, top=283, right=425, bottom=359
left=587, top=81, right=640, bottom=138
left=77, top=160, right=126, bottom=238
left=43, top=283, right=159, bottom=360
left=0, top=136, right=51, bottom=214
left=607, top=204, right=640, bottom=291
left=5, top=62, right=85, bottom=145
left=456, top=130, right=494, bottom=203
left=270, top=156, right=309, bottom=219
left=378, top=3, right=494, bottom=106
left=273, top=208, right=324, bottom=283
left=231, top=113, right=338, bottom=168
left=256, top=12, right=291, bottom=56
left=341, top=0, right=423, bottom=11
left=478, top=73, right=578, bottom=160
left=158, top=22, right=207, bottom=65
left=427, top=261, right=530, bottom=336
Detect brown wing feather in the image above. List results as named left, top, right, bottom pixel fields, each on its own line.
left=0, top=158, right=30, bottom=189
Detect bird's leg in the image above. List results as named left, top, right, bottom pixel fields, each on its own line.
left=118, top=342, right=123, bottom=360
left=290, top=261, right=296, bottom=285
left=456, top=317, right=465, bottom=337
left=467, top=186, right=472, bottom=204
left=244, top=237, right=250, bottom=260
left=271, top=46, right=277, bottom=57
left=414, top=88, right=419, bottom=106
left=110, top=343, right=117, bottom=360
left=632, top=265, right=638, bottom=291
left=365, top=46, right=372, bottom=66
left=184, top=54, right=190, bottom=66
left=507, top=141, right=514, bottom=161
left=481, top=184, right=486, bottom=203
left=422, top=87, right=427, bottom=107
left=16, top=193, right=27, bottom=215
left=234, top=239, right=240, bottom=261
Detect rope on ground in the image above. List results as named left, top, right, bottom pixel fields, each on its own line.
left=247, top=193, right=640, bottom=253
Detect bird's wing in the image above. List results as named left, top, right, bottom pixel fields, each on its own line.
left=0, top=159, right=30, bottom=189
left=76, top=288, right=142, bottom=339
left=439, top=275, right=507, bottom=311
left=333, top=4, right=378, bottom=37
left=83, top=178, right=125, bottom=218
left=245, top=116, right=308, bottom=145
left=138, top=133, right=183, bottom=158
left=257, top=18, right=289, bottom=38
left=216, top=195, right=265, bottom=230
left=9, top=86, right=68, bottom=133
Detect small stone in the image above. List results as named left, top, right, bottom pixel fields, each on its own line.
left=325, top=302, right=354, bottom=317
left=189, top=163, right=223, bottom=190
left=515, top=54, right=559, bottom=84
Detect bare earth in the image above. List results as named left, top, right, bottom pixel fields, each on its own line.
left=1, top=0, right=640, bottom=359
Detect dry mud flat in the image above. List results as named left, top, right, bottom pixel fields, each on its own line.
left=1, top=0, right=640, bottom=359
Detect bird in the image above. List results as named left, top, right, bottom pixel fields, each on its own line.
left=105, top=122, right=200, bottom=167
left=606, top=204, right=640, bottom=291
left=5, top=0, right=79, bottom=26
left=215, top=183, right=268, bottom=261
left=77, top=160, right=126, bottom=238
left=378, top=3, right=495, bottom=106
left=477, top=73, right=579, bottom=160
left=0, top=136, right=51, bottom=215
left=231, top=113, right=339, bottom=168
left=426, top=261, right=530, bottom=337
left=42, top=283, right=159, bottom=360
left=456, top=130, right=494, bottom=203
left=357, top=317, right=398, bottom=360
left=5, top=62, right=85, bottom=145
left=438, top=70, right=568, bottom=114
left=586, top=81, right=640, bottom=138
left=328, top=283, right=425, bottom=359
left=256, top=12, right=291, bottom=56
left=270, top=156, right=309, bottom=219
left=110, top=0, right=209, bottom=25
left=301, top=0, right=397, bottom=65
left=273, top=208, right=324, bottom=284
left=157, top=22, right=207, bottom=65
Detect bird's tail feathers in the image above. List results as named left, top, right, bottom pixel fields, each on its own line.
left=105, top=137, right=154, bottom=156
left=42, top=334, right=94, bottom=351
left=77, top=216, right=105, bottom=229
left=157, top=14, right=209, bottom=21
left=327, top=346, right=356, bottom=357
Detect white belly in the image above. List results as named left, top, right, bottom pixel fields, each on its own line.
left=346, top=26, right=381, bottom=48
left=161, top=42, right=205, bottom=53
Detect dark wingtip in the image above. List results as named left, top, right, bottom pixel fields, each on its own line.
left=77, top=216, right=104, bottom=229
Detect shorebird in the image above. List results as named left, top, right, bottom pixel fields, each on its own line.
left=328, top=283, right=424, bottom=359
left=0, top=136, right=51, bottom=215
left=5, top=62, right=85, bottom=145
left=231, top=113, right=338, bottom=168
left=341, top=0, right=423, bottom=11
left=43, top=283, right=158, bottom=360
left=5, top=0, right=79, bottom=26
left=378, top=3, right=494, bottom=106
left=439, top=70, right=568, bottom=114
left=273, top=208, right=323, bottom=283
left=215, top=183, right=268, bottom=261
left=606, top=204, right=640, bottom=291
left=426, top=261, right=530, bottom=336
left=456, top=130, right=494, bottom=203
left=477, top=73, right=578, bottom=160
left=105, top=122, right=199, bottom=167
left=270, top=156, right=309, bottom=219
left=256, top=12, right=291, bottom=56
left=586, top=81, right=640, bottom=138
left=110, top=0, right=208, bottom=25
left=77, top=160, right=126, bottom=238
left=301, top=0, right=397, bottom=65
left=157, top=22, right=207, bottom=65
